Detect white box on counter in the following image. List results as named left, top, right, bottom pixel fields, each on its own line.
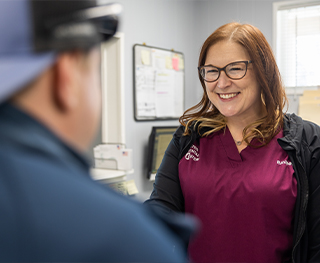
left=93, top=144, right=132, bottom=171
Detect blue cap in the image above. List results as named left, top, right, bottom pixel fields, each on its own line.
left=0, top=0, right=122, bottom=103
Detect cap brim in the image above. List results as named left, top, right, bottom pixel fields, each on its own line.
left=0, top=52, right=56, bottom=103
left=35, top=3, right=122, bottom=52
left=73, top=3, right=123, bottom=21
left=46, top=3, right=122, bottom=27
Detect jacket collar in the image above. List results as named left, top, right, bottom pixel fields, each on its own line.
left=277, top=113, right=304, bottom=152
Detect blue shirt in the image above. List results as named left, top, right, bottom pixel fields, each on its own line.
left=0, top=102, right=190, bottom=262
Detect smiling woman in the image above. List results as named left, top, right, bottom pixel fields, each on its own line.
left=182, top=23, right=286, bottom=149
left=145, top=22, right=320, bottom=263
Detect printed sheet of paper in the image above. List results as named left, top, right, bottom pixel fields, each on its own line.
left=154, top=70, right=175, bottom=117
left=174, top=71, right=184, bottom=116
left=135, top=66, right=156, bottom=116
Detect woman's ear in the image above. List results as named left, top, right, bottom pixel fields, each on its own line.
left=52, top=52, right=81, bottom=112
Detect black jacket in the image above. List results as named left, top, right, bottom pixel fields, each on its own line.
left=146, top=113, right=320, bottom=262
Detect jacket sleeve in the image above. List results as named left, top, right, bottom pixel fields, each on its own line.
left=305, top=122, right=320, bottom=261
left=145, top=125, right=186, bottom=213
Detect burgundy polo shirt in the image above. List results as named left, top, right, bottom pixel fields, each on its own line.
left=179, top=127, right=297, bottom=263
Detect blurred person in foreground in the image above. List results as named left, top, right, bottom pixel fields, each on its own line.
left=146, top=22, right=320, bottom=262
left=0, top=0, right=196, bottom=261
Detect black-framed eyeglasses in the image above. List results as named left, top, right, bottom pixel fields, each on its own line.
left=198, top=60, right=252, bottom=82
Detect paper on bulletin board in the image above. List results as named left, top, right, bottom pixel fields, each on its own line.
left=154, top=69, right=175, bottom=117
left=165, top=56, right=173, bottom=69
left=152, top=51, right=167, bottom=69
left=174, top=72, right=184, bottom=116
left=141, top=50, right=151, bottom=65
left=135, top=66, right=156, bottom=117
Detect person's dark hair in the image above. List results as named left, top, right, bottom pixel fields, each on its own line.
left=180, top=22, right=288, bottom=147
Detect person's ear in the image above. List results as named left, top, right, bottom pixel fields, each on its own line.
left=53, top=52, right=81, bottom=112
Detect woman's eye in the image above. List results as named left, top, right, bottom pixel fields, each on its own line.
left=207, top=68, right=219, bottom=73
left=229, top=66, right=243, bottom=71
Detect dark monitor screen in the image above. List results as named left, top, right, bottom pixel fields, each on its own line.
left=147, top=126, right=178, bottom=180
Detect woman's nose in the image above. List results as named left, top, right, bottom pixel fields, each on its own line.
left=216, top=70, right=231, bottom=89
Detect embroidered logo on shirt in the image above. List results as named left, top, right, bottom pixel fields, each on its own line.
left=277, top=160, right=292, bottom=166
left=185, top=145, right=200, bottom=161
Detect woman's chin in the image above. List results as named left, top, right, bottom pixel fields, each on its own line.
left=219, top=110, right=239, bottom=119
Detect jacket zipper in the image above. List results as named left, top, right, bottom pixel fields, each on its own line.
left=291, top=152, right=308, bottom=263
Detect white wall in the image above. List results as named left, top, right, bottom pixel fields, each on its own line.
left=98, top=0, right=290, bottom=201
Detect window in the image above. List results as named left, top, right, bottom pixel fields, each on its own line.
left=274, top=1, right=320, bottom=90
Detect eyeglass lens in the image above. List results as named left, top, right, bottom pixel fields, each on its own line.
left=200, top=61, right=248, bottom=82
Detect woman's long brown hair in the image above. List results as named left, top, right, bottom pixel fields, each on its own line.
left=180, top=22, right=288, bottom=147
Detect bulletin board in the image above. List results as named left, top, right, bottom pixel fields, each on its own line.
left=133, top=44, right=185, bottom=121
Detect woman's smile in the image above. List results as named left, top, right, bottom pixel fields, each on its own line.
left=217, top=92, right=240, bottom=100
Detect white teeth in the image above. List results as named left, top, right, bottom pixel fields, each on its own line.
left=219, top=93, right=238, bottom=99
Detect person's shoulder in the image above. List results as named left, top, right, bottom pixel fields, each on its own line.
left=173, top=122, right=199, bottom=139
left=172, top=124, right=193, bottom=150
left=285, top=112, right=317, bottom=128
left=284, top=113, right=320, bottom=147
left=173, top=124, right=185, bottom=137
left=172, top=125, right=189, bottom=146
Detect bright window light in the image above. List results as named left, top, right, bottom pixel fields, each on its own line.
left=276, top=3, right=320, bottom=88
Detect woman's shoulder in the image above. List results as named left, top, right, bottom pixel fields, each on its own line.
left=173, top=125, right=186, bottom=137
left=284, top=113, right=320, bottom=148
left=285, top=113, right=320, bottom=130
left=173, top=122, right=196, bottom=139
left=172, top=123, right=201, bottom=160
